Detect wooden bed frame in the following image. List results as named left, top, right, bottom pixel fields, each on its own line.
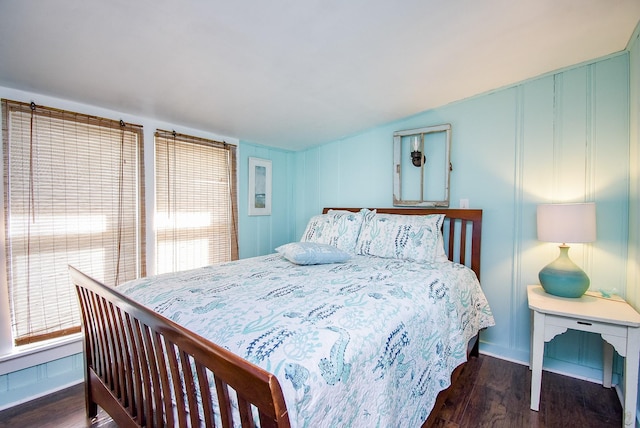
left=70, top=208, right=483, bottom=428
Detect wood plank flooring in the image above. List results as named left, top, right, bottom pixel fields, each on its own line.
left=0, top=355, right=622, bottom=427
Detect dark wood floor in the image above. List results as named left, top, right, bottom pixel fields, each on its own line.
left=0, top=354, right=622, bottom=427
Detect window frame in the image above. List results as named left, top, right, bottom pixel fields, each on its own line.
left=0, top=95, right=240, bottom=372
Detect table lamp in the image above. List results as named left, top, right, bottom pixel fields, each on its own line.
left=536, top=202, right=596, bottom=298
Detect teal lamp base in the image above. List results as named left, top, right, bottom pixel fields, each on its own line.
left=538, top=245, right=590, bottom=298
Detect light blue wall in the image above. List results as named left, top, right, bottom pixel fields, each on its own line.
left=627, top=21, right=640, bottom=424
left=238, top=142, right=297, bottom=258
left=0, top=354, right=84, bottom=409
left=288, top=53, right=631, bottom=380
left=628, top=19, right=640, bottom=309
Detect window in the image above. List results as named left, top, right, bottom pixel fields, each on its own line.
left=2, top=100, right=145, bottom=346
left=154, top=130, right=238, bottom=274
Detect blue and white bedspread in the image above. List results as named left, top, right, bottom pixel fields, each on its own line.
left=119, top=254, right=495, bottom=427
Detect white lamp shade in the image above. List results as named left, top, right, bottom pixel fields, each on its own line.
left=537, top=203, right=596, bottom=244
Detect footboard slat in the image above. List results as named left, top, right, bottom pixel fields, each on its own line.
left=215, top=376, right=233, bottom=427
left=116, top=311, right=135, bottom=414
left=123, top=313, right=145, bottom=424
left=180, top=350, right=201, bottom=428
left=196, top=364, right=215, bottom=426
left=70, top=266, right=290, bottom=428
left=108, top=301, right=128, bottom=405
left=77, top=288, right=99, bottom=418
left=166, top=341, right=184, bottom=427
left=152, top=332, right=174, bottom=427
left=91, top=293, right=108, bottom=387
left=238, top=396, right=253, bottom=427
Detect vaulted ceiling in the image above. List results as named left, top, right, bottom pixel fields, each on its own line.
left=1, top=1, right=638, bottom=150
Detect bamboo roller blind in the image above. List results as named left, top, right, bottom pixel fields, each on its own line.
left=154, top=130, right=238, bottom=274
left=2, top=99, right=145, bottom=345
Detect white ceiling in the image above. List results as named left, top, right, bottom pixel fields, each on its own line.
left=0, top=1, right=639, bottom=151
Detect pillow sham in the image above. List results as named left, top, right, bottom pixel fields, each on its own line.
left=355, top=213, right=445, bottom=263
left=275, top=242, right=352, bottom=265
left=435, top=231, right=449, bottom=263
left=300, top=209, right=368, bottom=253
left=300, top=214, right=333, bottom=244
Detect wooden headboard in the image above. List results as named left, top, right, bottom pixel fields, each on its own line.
left=322, top=208, right=483, bottom=281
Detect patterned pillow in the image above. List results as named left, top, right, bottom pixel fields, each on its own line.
left=300, top=209, right=368, bottom=253
left=435, top=231, right=449, bottom=263
left=355, top=213, right=445, bottom=263
left=300, top=214, right=333, bottom=244
left=275, top=242, right=352, bottom=265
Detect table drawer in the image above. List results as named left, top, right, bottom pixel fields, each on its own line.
left=545, top=314, right=628, bottom=337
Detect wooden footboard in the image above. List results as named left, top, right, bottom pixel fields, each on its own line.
left=70, top=266, right=291, bottom=428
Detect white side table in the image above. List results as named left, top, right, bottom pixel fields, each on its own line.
left=527, top=285, right=640, bottom=427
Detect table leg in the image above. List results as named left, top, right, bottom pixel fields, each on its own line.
left=603, top=341, right=613, bottom=388
left=623, top=328, right=640, bottom=427
left=529, top=309, right=534, bottom=369
left=530, top=310, right=545, bottom=411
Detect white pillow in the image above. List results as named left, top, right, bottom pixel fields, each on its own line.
left=275, top=242, right=352, bottom=265
left=355, top=213, right=445, bottom=263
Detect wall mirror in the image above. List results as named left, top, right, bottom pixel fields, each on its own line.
left=393, top=123, right=451, bottom=207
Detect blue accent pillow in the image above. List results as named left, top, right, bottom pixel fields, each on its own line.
left=275, top=242, right=352, bottom=265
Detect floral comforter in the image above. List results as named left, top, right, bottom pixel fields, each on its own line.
left=119, top=254, right=495, bottom=427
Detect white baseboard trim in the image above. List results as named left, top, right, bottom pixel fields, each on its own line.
left=0, top=378, right=83, bottom=412
left=0, top=334, right=82, bottom=375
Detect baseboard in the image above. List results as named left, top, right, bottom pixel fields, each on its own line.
left=0, top=377, right=84, bottom=412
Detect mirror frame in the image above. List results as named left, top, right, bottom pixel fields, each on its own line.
left=393, top=123, right=452, bottom=207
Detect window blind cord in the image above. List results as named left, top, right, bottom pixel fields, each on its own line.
left=24, top=102, right=38, bottom=340
left=167, top=131, right=172, bottom=217
left=170, top=131, right=177, bottom=271
left=114, top=120, right=126, bottom=285
left=226, top=146, right=239, bottom=257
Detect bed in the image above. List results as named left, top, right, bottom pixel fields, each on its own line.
left=70, top=207, right=494, bottom=427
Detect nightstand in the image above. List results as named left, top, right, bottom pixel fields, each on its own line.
left=527, top=285, right=640, bottom=427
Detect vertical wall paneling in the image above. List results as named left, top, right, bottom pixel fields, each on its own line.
left=520, top=76, right=555, bottom=354
left=584, top=64, right=596, bottom=318
left=318, top=143, right=341, bottom=209
left=510, top=85, right=525, bottom=351
left=626, top=22, right=640, bottom=424
left=585, top=64, right=596, bottom=203
left=628, top=23, right=640, bottom=310
left=238, top=142, right=296, bottom=259
left=552, top=73, right=564, bottom=199
left=592, top=55, right=631, bottom=293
